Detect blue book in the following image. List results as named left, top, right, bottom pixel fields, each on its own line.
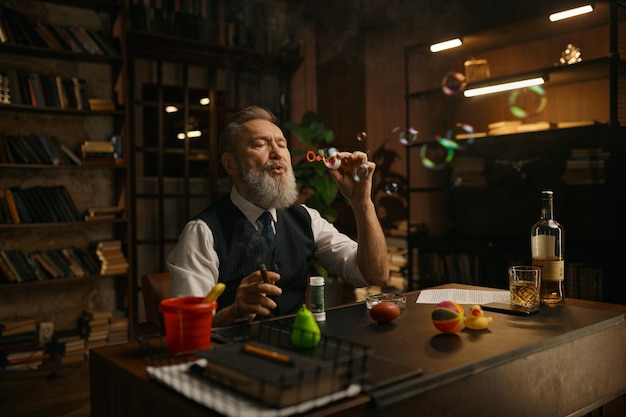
left=38, top=136, right=60, bottom=165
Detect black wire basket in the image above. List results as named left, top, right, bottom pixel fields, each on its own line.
left=141, top=319, right=371, bottom=415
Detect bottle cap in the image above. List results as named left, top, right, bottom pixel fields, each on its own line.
left=313, top=311, right=326, bottom=321
left=309, top=276, right=324, bottom=286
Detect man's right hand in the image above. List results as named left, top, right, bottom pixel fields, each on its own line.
left=234, top=269, right=282, bottom=320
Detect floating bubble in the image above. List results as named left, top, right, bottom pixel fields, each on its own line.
left=509, top=86, right=547, bottom=118
left=324, top=147, right=341, bottom=169
left=441, top=72, right=467, bottom=96
left=384, top=182, right=399, bottom=195
left=353, top=163, right=370, bottom=182
left=356, top=131, right=367, bottom=141
left=446, top=122, right=476, bottom=149
left=420, top=137, right=455, bottom=170
left=399, top=127, right=419, bottom=146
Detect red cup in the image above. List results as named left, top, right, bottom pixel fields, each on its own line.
left=159, top=297, right=217, bottom=354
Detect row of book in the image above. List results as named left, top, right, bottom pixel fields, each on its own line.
left=0, top=246, right=102, bottom=284
left=416, top=249, right=483, bottom=287
left=129, top=0, right=294, bottom=54
left=95, top=240, right=129, bottom=276
left=81, top=138, right=123, bottom=166
left=0, top=132, right=82, bottom=166
left=385, top=220, right=411, bottom=291
left=1, top=68, right=90, bottom=109
left=450, top=156, right=487, bottom=188
left=76, top=310, right=129, bottom=360
left=562, top=147, right=609, bottom=185
left=565, top=263, right=604, bottom=302
left=1, top=185, right=81, bottom=224
left=0, top=318, right=48, bottom=370
left=0, top=5, right=118, bottom=56
left=1, top=312, right=129, bottom=370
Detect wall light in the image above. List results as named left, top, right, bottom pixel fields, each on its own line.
left=177, top=130, right=202, bottom=140
left=463, top=76, right=546, bottom=98
left=549, top=4, right=594, bottom=22
left=430, top=38, right=462, bottom=53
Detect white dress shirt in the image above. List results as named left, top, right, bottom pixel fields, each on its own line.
left=167, top=187, right=368, bottom=297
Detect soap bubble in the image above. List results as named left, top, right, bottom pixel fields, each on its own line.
left=356, top=131, right=367, bottom=141
left=353, top=163, right=370, bottom=182
left=398, top=127, right=419, bottom=146
left=420, top=137, right=454, bottom=170
left=324, top=147, right=341, bottom=169
left=448, top=122, right=476, bottom=149
left=441, top=72, right=467, bottom=96
left=509, top=86, right=547, bottom=118
left=384, top=182, right=399, bottom=195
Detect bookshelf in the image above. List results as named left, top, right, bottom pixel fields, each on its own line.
left=0, top=0, right=132, bottom=349
left=120, top=0, right=303, bottom=322
left=403, top=0, right=626, bottom=304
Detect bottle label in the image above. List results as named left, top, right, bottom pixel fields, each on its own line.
left=531, top=235, right=556, bottom=258
left=539, top=260, right=565, bottom=282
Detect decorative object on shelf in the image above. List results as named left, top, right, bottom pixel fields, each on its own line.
left=493, top=156, right=541, bottom=182
left=463, top=58, right=490, bottom=82
left=559, top=43, right=582, bottom=65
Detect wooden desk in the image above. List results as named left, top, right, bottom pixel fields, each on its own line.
left=90, top=286, right=626, bottom=417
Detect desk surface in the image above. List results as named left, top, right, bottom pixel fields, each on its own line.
left=90, top=286, right=626, bottom=417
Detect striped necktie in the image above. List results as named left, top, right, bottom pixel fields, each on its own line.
left=258, top=211, right=275, bottom=252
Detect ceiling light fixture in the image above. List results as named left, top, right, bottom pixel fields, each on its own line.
left=549, top=4, right=594, bottom=22
left=430, top=38, right=462, bottom=53
left=463, top=76, right=546, bottom=98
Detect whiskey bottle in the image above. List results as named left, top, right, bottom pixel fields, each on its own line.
left=531, top=190, right=565, bottom=304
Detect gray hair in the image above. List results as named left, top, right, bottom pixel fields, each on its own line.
left=219, top=106, right=280, bottom=154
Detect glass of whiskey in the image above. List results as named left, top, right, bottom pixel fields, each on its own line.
left=508, top=266, right=541, bottom=312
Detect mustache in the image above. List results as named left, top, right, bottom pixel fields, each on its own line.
left=264, top=159, right=286, bottom=170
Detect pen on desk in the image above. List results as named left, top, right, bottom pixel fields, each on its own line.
left=259, top=263, right=271, bottom=284
left=242, top=343, right=292, bottom=366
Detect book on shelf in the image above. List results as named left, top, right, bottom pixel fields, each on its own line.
left=562, top=147, right=609, bottom=185
left=94, top=240, right=128, bottom=276
left=3, top=188, right=21, bottom=223
left=4, top=349, right=49, bottom=370
left=0, top=71, right=10, bottom=104
left=52, top=328, right=85, bottom=364
left=0, top=6, right=47, bottom=48
left=44, top=249, right=76, bottom=278
left=0, top=185, right=81, bottom=224
left=108, top=315, right=129, bottom=345
left=31, top=252, right=62, bottom=279
left=487, top=120, right=522, bottom=136
left=67, top=26, right=103, bottom=55
left=0, top=318, right=36, bottom=337
left=0, top=251, right=21, bottom=283
left=84, top=205, right=124, bottom=221
left=59, top=144, right=82, bottom=166
left=450, top=156, right=487, bottom=187
left=87, top=98, right=116, bottom=111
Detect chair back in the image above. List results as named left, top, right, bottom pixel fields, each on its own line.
left=141, top=272, right=171, bottom=331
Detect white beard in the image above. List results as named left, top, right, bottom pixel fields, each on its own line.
left=239, top=160, right=299, bottom=209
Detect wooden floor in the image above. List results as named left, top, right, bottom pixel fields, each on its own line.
left=0, top=359, right=625, bottom=417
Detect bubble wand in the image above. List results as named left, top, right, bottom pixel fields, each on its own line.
left=305, top=147, right=369, bottom=182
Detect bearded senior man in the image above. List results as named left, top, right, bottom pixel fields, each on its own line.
left=167, top=106, right=389, bottom=327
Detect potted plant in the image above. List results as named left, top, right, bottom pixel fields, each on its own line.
left=284, top=111, right=356, bottom=306
left=284, top=111, right=342, bottom=222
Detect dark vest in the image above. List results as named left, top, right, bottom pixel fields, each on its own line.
left=194, top=197, right=315, bottom=316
